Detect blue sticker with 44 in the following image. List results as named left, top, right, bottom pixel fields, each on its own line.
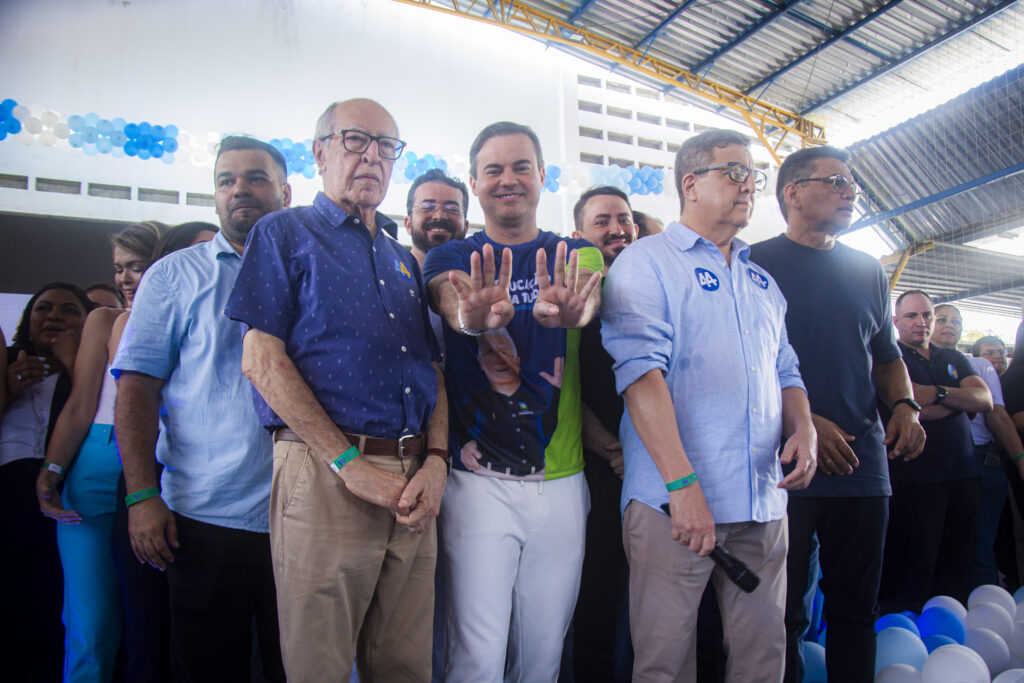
left=748, top=269, right=769, bottom=289
left=695, top=267, right=720, bottom=291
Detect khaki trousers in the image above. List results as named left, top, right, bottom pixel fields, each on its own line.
left=624, top=501, right=787, bottom=683
left=270, top=440, right=436, bottom=682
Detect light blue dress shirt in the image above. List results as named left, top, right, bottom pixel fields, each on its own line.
left=601, top=222, right=805, bottom=524
left=111, top=231, right=273, bottom=532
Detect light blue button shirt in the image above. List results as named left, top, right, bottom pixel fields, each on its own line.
left=111, top=231, right=272, bottom=532
left=601, top=222, right=805, bottom=524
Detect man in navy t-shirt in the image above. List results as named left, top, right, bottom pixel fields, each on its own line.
left=750, top=145, right=924, bottom=683
left=880, top=290, right=991, bottom=611
left=423, top=121, right=603, bottom=681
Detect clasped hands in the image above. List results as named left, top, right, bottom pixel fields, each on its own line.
left=448, top=241, right=601, bottom=331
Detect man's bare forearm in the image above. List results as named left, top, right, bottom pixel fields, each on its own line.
left=624, top=370, right=694, bottom=481
left=115, top=372, right=164, bottom=492
left=428, top=273, right=465, bottom=333
left=241, top=328, right=351, bottom=459
left=781, top=386, right=814, bottom=438
left=426, top=363, right=448, bottom=454
left=872, top=358, right=914, bottom=407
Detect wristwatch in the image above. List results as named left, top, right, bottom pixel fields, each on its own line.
left=893, top=397, right=922, bottom=412
left=933, top=386, right=947, bottom=405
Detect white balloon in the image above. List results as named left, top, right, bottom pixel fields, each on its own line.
left=924, top=596, right=968, bottom=625
left=18, top=132, right=34, bottom=146
left=38, top=130, right=56, bottom=147
left=12, top=104, right=30, bottom=120
left=1008, top=621, right=1024, bottom=659
left=966, top=626, right=1011, bottom=677
left=876, top=663, right=922, bottom=683
left=970, top=602, right=1015, bottom=643
left=40, top=110, right=59, bottom=127
left=921, top=644, right=991, bottom=683
left=52, top=123, right=70, bottom=139
left=971, top=586, right=1017, bottom=621
left=23, top=117, right=42, bottom=134
left=994, top=668, right=1024, bottom=683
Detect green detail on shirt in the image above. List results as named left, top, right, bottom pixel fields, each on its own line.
left=544, top=245, right=603, bottom=480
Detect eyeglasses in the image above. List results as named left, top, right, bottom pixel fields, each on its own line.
left=415, top=200, right=463, bottom=217
left=692, top=162, right=767, bottom=192
left=795, top=175, right=862, bottom=195
left=319, top=129, right=407, bottom=160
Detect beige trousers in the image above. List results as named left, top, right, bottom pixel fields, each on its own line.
left=624, top=501, right=787, bottom=683
left=270, top=440, right=436, bottom=682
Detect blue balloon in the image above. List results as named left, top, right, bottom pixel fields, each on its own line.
left=900, top=611, right=919, bottom=623
left=876, top=613, right=920, bottom=636
left=0, top=99, right=16, bottom=118
left=405, top=152, right=418, bottom=164
left=630, top=178, right=642, bottom=191
left=163, top=138, right=178, bottom=153
left=150, top=143, right=164, bottom=158
left=138, top=147, right=152, bottom=160
left=84, top=112, right=100, bottom=127
left=6, top=118, right=22, bottom=134
left=68, top=132, right=84, bottom=148
left=654, top=168, right=665, bottom=180
left=97, top=119, right=113, bottom=136
left=0, top=129, right=6, bottom=141
left=110, top=131, right=127, bottom=147
left=292, top=142, right=305, bottom=155
left=161, top=152, right=175, bottom=165
left=404, top=166, right=417, bottom=180
left=82, top=127, right=99, bottom=144
left=269, top=138, right=282, bottom=149
left=68, top=114, right=85, bottom=132
left=164, top=124, right=179, bottom=139
left=124, top=123, right=139, bottom=139
left=137, top=134, right=152, bottom=149
left=801, top=641, right=826, bottom=683
left=548, top=165, right=561, bottom=179
left=281, top=137, right=293, bottom=149
left=152, top=125, right=165, bottom=139
left=875, top=626, right=928, bottom=676
left=302, top=166, right=316, bottom=179
left=82, top=143, right=98, bottom=157
left=916, top=606, right=966, bottom=644
left=654, top=183, right=663, bottom=194
left=423, top=154, right=435, bottom=166
left=138, top=122, right=152, bottom=136
left=124, top=140, right=138, bottom=156
left=96, top=138, right=112, bottom=154
left=922, top=634, right=956, bottom=653
left=112, top=117, right=126, bottom=131
left=437, top=158, right=447, bottom=171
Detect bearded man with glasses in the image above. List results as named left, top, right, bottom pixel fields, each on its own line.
left=226, top=98, right=450, bottom=681
left=750, top=145, right=925, bottom=683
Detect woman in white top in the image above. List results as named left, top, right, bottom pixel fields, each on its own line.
left=0, top=281, right=91, bottom=681
left=36, top=222, right=168, bottom=683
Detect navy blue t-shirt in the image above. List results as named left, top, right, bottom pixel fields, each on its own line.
left=749, top=235, right=900, bottom=497
left=423, top=230, right=594, bottom=476
left=884, top=342, right=978, bottom=484
left=225, top=193, right=438, bottom=437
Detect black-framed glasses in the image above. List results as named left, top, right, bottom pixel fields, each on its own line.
left=795, top=175, right=862, bottom=195
left=319, top=129, right=407, bottom=160
left=415, top=200, right=463, bottom=217
left=692, top=162, right=768, bottom=192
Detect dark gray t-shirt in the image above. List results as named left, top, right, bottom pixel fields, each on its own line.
left=750, top=234, right=901, bottom=497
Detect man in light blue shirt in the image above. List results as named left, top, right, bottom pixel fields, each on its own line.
left=602, top=129, right=817, bottom=682
left=112, top=137, right=290, bottom=681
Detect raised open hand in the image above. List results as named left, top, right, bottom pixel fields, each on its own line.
left=533, top=241, right=601, bottom=329
left=449, top=243, right=515, bottom=333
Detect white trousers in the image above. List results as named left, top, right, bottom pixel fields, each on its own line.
left=441, top=469, right=589, bottom=683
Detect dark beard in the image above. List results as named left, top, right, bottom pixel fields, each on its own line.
left=412, top=219, right=455, bottom=253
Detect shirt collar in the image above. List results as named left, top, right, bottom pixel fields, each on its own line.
left=666, top=221, right=751, bottom=265
left=313, top=192, right=399, bottom=240
left=211, top=230, right=240, bottom=260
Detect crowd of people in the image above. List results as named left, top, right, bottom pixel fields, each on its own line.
left=1, top=97, right=1023, bottom=683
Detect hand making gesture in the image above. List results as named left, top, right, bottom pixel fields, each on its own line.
left=533, top=241, right=602, bottom=329
left=449, top=243, right=515, bottom=333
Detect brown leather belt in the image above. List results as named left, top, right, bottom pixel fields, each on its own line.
left=273, top=427, right=425, bottom=458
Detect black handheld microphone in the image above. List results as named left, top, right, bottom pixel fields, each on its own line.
left=659, top=503, right=761, bottom=593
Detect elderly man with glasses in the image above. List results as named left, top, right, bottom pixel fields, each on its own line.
left=226, top=98, right=449, bottom=681
left=749, top=145, right=925, bottom=683
left=601, top=128, right=817, bottom=682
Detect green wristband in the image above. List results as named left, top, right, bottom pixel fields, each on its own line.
left=125, top=487, right=161, bottom=507
left=41, top=462, right=66, bottom=478
left=666, top=473, right=698, bottom=492
left=1014, top=453, right=1024, bottom=463
left=330, top=446, right=360, bottom=474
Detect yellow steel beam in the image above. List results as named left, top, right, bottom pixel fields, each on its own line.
left=392, top=0, right=827, bottom=153
left=883, top=241, right=934, bottom=291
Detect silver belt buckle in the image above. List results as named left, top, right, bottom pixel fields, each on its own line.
left=398, top=434, right=416, bottom=458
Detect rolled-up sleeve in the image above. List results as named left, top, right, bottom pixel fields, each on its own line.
left=775, top=317, right=806, bottom=393
left=111, top=263, right=182, bottom=380
left=225, top=220, right=296, bottom=341
left=601, top=248, right=674, bottom=394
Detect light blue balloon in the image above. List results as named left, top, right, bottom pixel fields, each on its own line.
left=68, top=115, right=85, bottom=132
left=1014, top=585, right=1024, bottom=604
left=405, top=151, right=417, bottom=164
left=423, top=154, right=435, bottom=166
left=112, top=117, right=126, bottom=131
left=152, top=125, right=165, bottom=139
left=270, top=138, right=282, bottom=149
left=876, top=613, right=920, bottom=637
left=437, top=158, right=447, bottom=171
left=164, top=124, right=179, bottom=139
left=112, top=146, right=125, bottom=159
left=589, top=165, right=604, bottom=184
left=82, top=127, right=99, bottom=144
left=96, top=138, right=113, bottom=154
left=281, top=137, right=293, bottom=149
left=875, top=627, right=928, bottom=676
left=97, top=119, right=113, bottom=136
left=654, top=183, right=663, bottom=194
left=138, top=121, right=152, bottom=136
left=163, top=138, right=178, bottom=153
left=82, top=143, right=98, bottom=156
left=917, top=607, right=966, bottom=644
left=110, top=131, right=127, bottom=147
left=84, top=112, right=100, bottom=127
left=801, top=641, right=826, bottom=682
left=404, top=166, right=417, bottom=180
left=548, top=165, right=561, bottom=179
left=69, top=133, right=84, bottom=148
left=302, top=166, right=316, bottom=179
left=161, top=152, right=175, bottom=165
left=654, top=168, right=665, bottom=180
left=137, top=147, right=151, bottom=160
